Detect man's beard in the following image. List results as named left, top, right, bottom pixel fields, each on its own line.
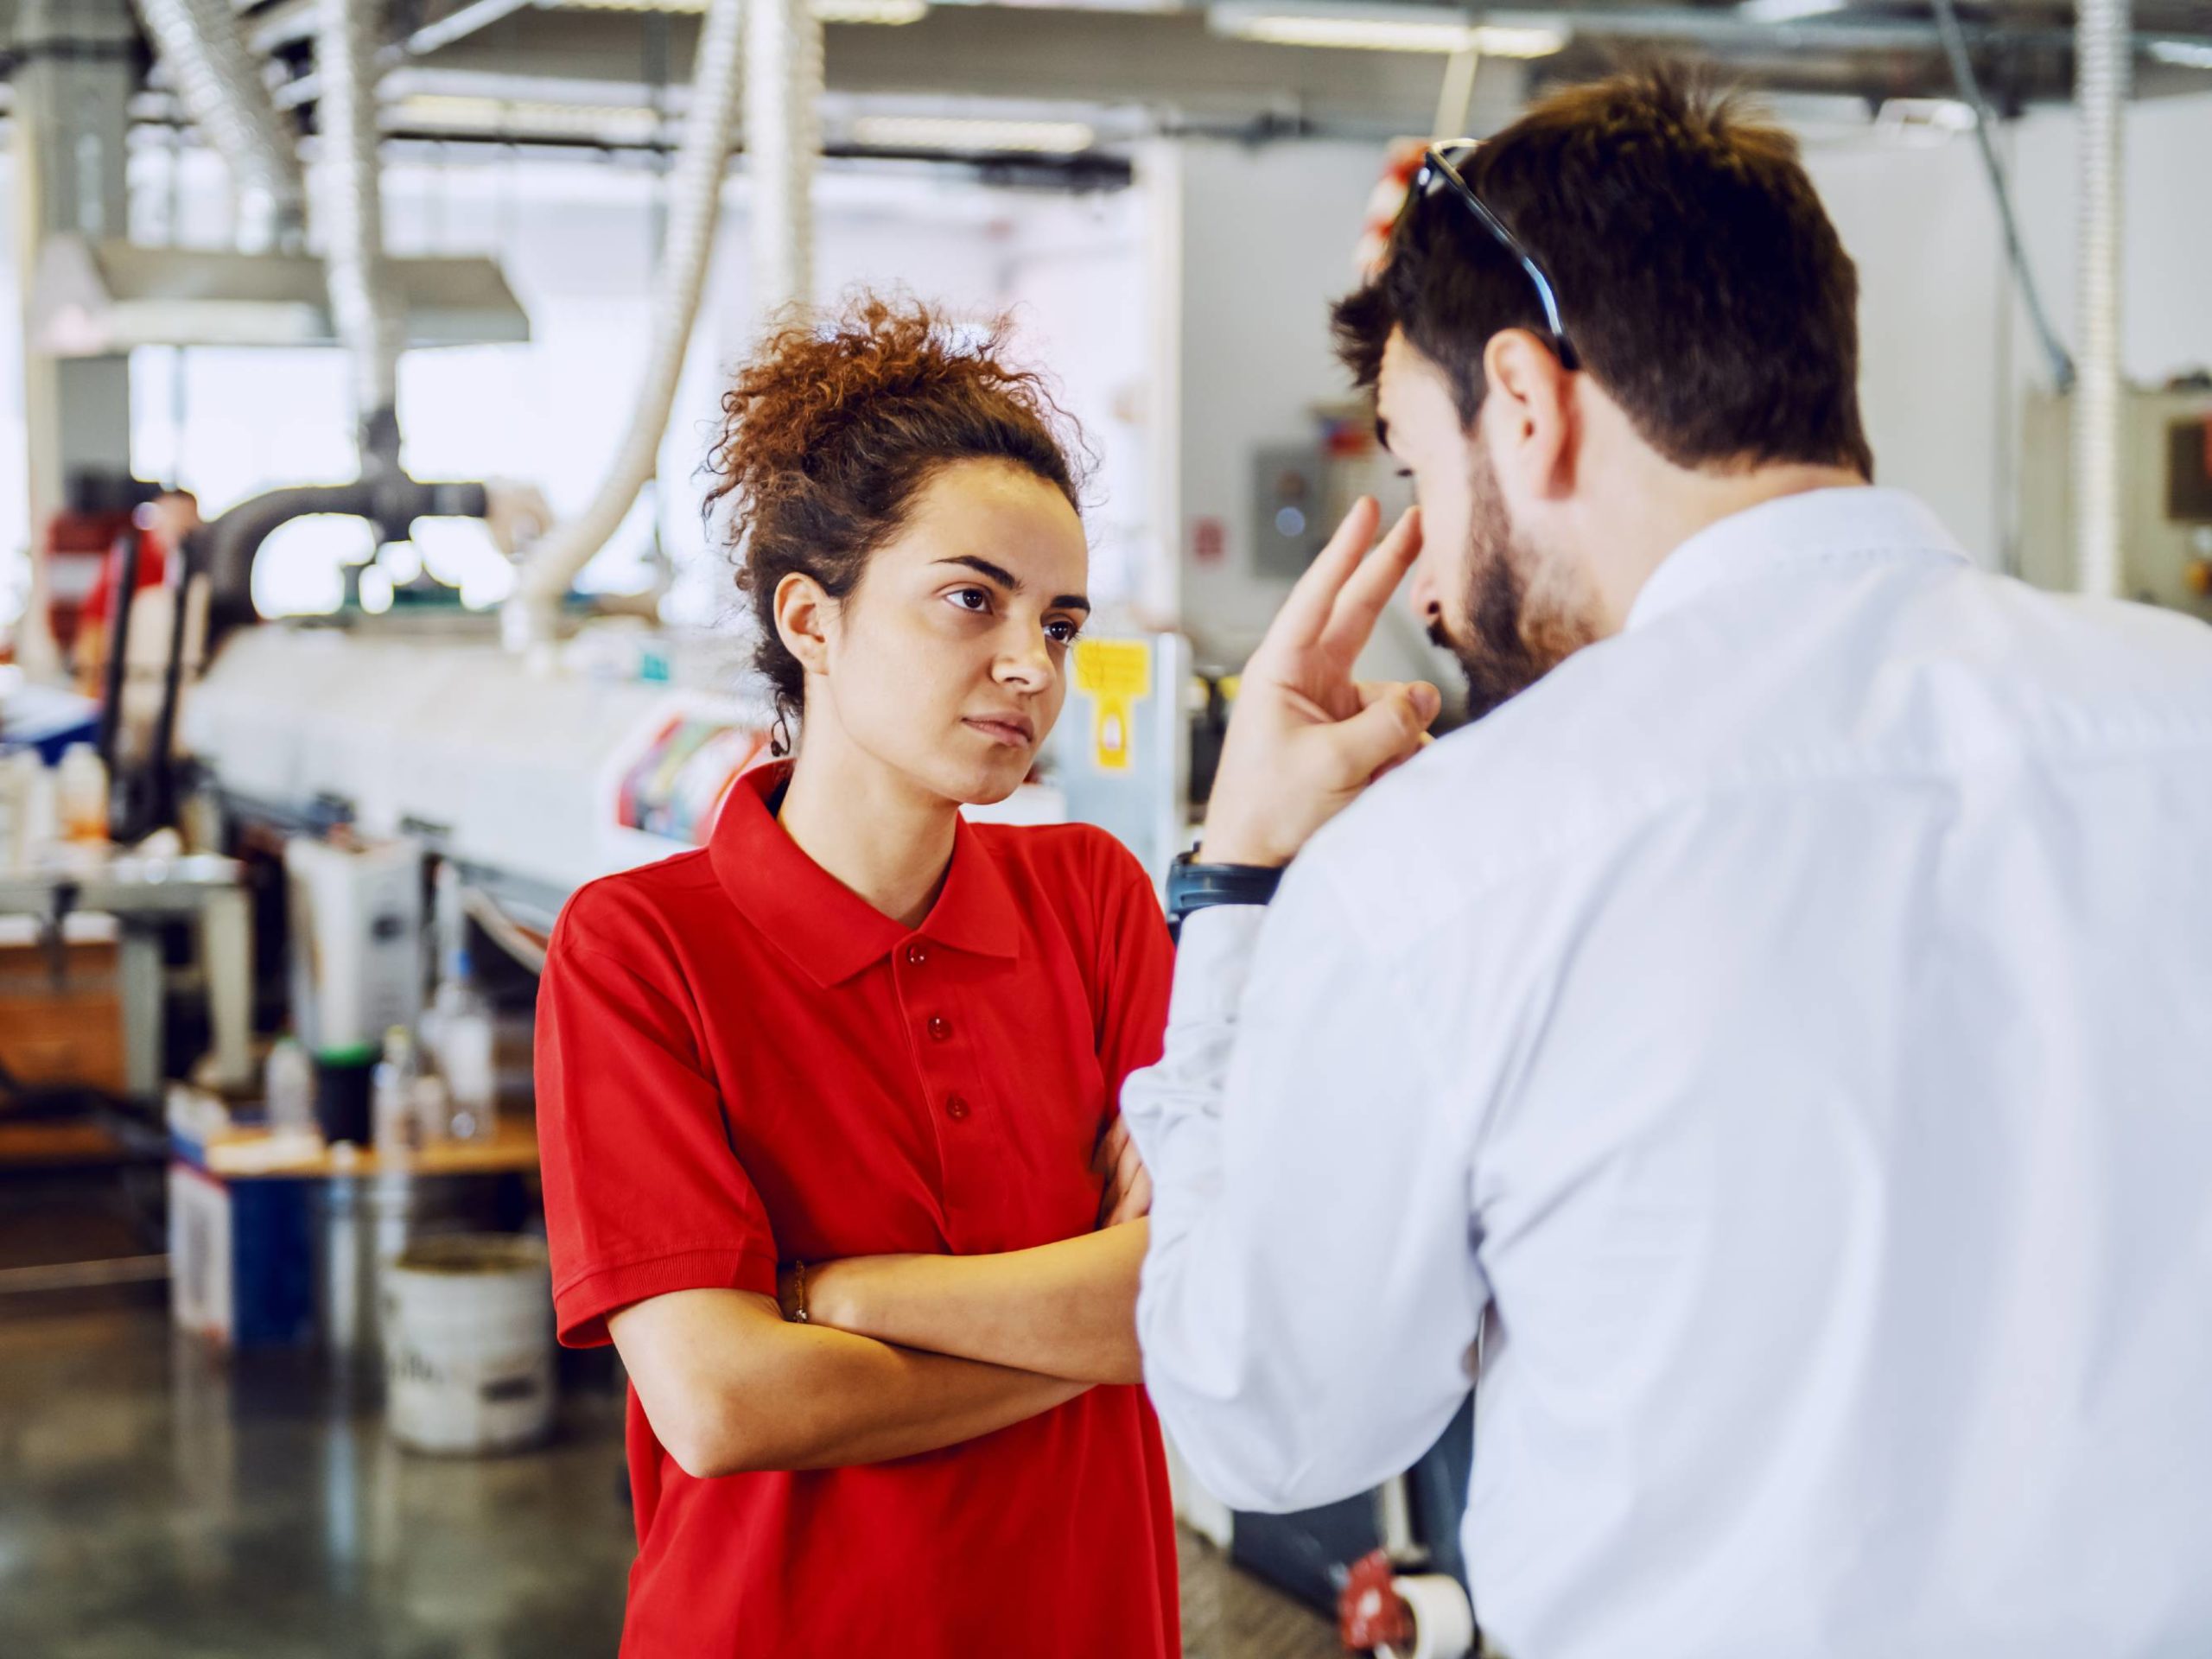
left=1428, top=449, right=1599, bottom=721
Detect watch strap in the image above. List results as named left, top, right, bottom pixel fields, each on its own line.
left=1166, top=851, right=1284, bottom=942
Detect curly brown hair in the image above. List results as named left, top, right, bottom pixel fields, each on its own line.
left=706, top=294, right=1086, bottom=727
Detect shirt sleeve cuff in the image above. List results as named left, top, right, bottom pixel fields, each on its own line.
left=1169, top=903, right=1269, bottom=1025
left=553, top=1246, right=780, bottom=1349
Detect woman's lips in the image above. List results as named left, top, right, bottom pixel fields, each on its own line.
left=963, top=715, right=1035, bottom=747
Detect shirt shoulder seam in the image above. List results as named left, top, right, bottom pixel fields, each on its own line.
left=551, top=940, right=712, bottom=1064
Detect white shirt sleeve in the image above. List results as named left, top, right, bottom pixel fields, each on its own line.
left=1122, top=865, right=1487, bottom=1515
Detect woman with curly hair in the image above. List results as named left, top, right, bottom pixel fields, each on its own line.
left=535, top=296, right=1180, bottom=1657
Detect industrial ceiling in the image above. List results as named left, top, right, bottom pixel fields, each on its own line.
left=3, top=0, right=2210, bottom=158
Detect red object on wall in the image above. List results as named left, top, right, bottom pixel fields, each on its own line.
left=43, top=510, right=139, bottom=654
left=1192, top=516, right=1227, bottom=565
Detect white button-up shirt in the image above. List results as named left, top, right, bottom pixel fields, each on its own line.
left=1124, top=488, right=2212, bottom=1659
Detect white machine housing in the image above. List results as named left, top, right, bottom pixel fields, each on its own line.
left=184, top=624, right=760, bottom=916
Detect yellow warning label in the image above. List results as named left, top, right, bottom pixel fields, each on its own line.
left=1074, top=639, right=1153, bottom=700
left=1074, top=639, right=1153, bottom=773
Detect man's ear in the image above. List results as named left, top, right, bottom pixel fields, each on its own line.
left=1479, top=328, right=1577, bottom=499
left=773, top=571, right=835, bottom=679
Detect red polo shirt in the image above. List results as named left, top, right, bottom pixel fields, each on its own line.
left=536, top=762, right=1180, bottom=1658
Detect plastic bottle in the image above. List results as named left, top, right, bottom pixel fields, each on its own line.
left=264, top=1034, right=316, bottom=1136
left=418, top=861, right=463, bottom=1061
left=410, top=1072, right=452, bottom=1148
left=56, top=744, right=108, bottom=844
left=15, top=751, right=55, bottom=864
left=0, top=757, right=22, bottom=875
left=372, top=1026, right=421, bottom=1159
left=427, top=863, right=497, bottom=1143
left=435, top=958, right=497, bottom=1143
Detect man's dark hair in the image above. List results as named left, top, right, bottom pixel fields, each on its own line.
left=1334, top=66, right=1874, bottom=478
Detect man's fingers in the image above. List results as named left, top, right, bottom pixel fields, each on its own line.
left=1319, top=506, right=1423, bottom=662
left=1353, top=679, right=1441, bottom=716
left=1259, top=496, right=1382, bottom=659
left=1332, top=681, right=1442, bottom=782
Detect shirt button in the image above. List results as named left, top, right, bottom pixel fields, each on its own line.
left=927, top=1015, right=953, bottom=1043
left=945, top=1096, right=971, bottom=1122
left=905, top=942, right=928, bottom=969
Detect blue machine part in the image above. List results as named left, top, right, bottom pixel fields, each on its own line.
left=1229, top=1393, right=1476, bottom=1612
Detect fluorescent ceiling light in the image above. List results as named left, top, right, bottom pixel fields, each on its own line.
left=813, top=0, right=930, bottom=21
left=1234, top=15, right=1479, bottom=50
left=396, top=92, right=664, bottom=142
left=1469, top=22, right=1568, bottom=56
left=850, top=116, right=1097, bottom=153
left=2149, top=39, right=2212, bottom=69
left=1211, top=4, right=1566, bottom=55
left=1735, top=0, right=1846, bottom=20
left=543, top=0, right=927, bottom=22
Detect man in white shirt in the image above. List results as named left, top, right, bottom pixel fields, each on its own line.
left=1122, top=68, right=2212, bottom=1659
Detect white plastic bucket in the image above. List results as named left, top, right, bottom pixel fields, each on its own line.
left=382, top=1234, right=555, bottom=1455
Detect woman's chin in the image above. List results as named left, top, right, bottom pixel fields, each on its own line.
left=957, top=770, right=1027, bottom=810
left=929, top=751, right=1034, bottom=810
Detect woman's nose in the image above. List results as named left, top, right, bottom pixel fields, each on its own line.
left=996, top=634, right=1054, bottom=692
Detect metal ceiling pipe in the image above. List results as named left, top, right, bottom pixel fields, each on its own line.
left=504, top=0, right=747, bottom=652
left=198, top=475, right=491, bottom=634
left=2072, top=0, right=2129, bottom=598
left=317, top=0, right=405, bottom=447
left=748, top=0, right=824, bottom=319
left=404, top=0, right=537, bottom=56
left=133, top=0, right=308, bottom=253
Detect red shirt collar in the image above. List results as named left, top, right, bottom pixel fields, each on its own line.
left=709, top=760, right=1024, bottom=988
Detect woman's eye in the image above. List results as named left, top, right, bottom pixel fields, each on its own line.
left=949, top=588, right=991, bottom=614
left=1046, top=620, right=1083, bottom=646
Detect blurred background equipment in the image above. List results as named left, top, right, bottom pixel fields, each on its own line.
left=0, top=1, right=2205, bottom=1655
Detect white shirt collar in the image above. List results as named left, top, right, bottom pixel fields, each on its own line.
left=1625, top=486, right=1970, bottom=634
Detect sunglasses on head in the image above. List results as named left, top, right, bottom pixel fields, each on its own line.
left=1405, top=141, right=1581, bottom=372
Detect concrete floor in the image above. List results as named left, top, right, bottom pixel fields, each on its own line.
left=0, top=1296, right=1342, bottom=1659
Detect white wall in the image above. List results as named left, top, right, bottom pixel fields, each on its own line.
left=2012, top=92, right=2212, bottom=390
left=1797, top=90, right=2212, bottom=570
left=995, top=188, right=1155, bottom=629
left=1154, top=135, right=1385, bottom=663
left=1802, top=131, right=2011, bottom=560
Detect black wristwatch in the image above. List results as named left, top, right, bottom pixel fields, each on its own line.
left=1165, top=851, right=1284, bottom=942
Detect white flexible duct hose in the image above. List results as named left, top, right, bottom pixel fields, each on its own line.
left=505, top=0, right=747, bottom=633
left=132, top=0, right=308, bottom=252
left=317, top=0, right=404, bottom=434
left=747, top=0, right=823, bottom=319
left=2072, top=0, right=2130, bottom=598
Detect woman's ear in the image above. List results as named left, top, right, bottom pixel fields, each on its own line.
left=773, top=571, right=835, bottom=679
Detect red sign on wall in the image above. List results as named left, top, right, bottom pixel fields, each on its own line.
left=1191, top=517, right=1227, bottom=564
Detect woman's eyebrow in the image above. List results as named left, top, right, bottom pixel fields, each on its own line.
left=935, top=556, right=1090, bottom=613
left=935, top=555, right=1019, bottom=588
